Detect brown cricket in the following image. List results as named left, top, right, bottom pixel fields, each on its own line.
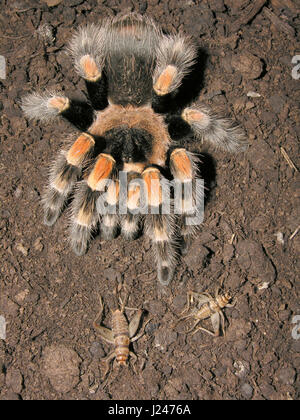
left=93, top=293, right=149, bottom=379
left=176, top=289, right=235, bottom=336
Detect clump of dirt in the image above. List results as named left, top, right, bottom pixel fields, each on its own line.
left=43, top=345, right=81, bottom=393
left=0, top=0, right=299, bottom=400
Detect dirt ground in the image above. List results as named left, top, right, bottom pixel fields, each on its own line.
left=0, top=0, right=299, bottom=401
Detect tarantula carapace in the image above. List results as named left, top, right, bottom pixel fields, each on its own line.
left=22, top=13, right=247, bottom=286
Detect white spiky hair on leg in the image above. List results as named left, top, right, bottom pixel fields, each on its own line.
left=153, top=34, right=198, bottom=93
left=68, top=23, right=108, bottom=79
left=21, top=91, right=69, bottom=122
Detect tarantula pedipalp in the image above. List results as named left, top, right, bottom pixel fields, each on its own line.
left=22, top=13, right=247, bottom=286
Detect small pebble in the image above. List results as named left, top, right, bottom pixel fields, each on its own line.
left=275, top=367, right=296, bottom=385
left=33, top=237, right=44, bottom=252
left=0, top=316, right=6, bottom=340
left=5, top=368, right=23, bottom=394
left=247, top=91, right=261, bottom=98
left=233, top=360, right=249, bottom=378
left=275, top=232, right=284, bottom=245
left=43, top=345, right=81, bottom=393
left=241, top=383, right=254, bottom=399
left=15, top=243, right=29, bottom=257
left=41, top=0, right=62, bottom=6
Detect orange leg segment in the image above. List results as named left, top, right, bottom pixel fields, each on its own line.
left=67, top=133, right=95, bottom=166
left=87, top=154, right=115, bottom=191
left=142, top=167, right=162, bottom=208
left=79, top=55, right=102, bottom=82
left=48, top=96, right=70, bottom=113
left=170, top=148, right=193, bottom=182
left=154, top=65, right=178, bottom=96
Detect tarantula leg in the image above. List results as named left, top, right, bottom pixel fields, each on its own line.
left=43, top=133, right=95, bottom=226
left=69, top=24, right=106, bottom=81
left=142, top=167, right=177, bottom=286
left=154, top=65, right=178, bottom=96
left=85, top=77, right=108, bottom=111
left=145, top=212, right=177, bottom=286
left=101, top=179, right=120, bottom=240
left=21, top=91, right=94, bottom=131
left=182, top=104, right=248, bottom=153
left=70, top=153, right=116, bottom=255
left=121, top=172, right=143, bottom=241
left=153, top=34, right=197, bottom=96
left=79, top=55, right=101, bottom=82
left=81, top=56, right=108, bottom=110
left=121, top=213, right=140, bottom=241
left=170, top=148, right=202, bottom=255
left=69, top=24, right=108, bottom=110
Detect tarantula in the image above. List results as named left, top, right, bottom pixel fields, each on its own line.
left=22, top=13, right=247, bottom=286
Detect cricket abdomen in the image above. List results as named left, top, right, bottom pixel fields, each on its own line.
left=112, top=310, right=130, bottom=365
left=196, top=303, right=214, bottom=320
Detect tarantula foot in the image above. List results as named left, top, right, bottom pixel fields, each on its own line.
left=43, top=189, right=66, bottom=226
left=158, top=265, right=174, bottom=286
left=101, top=225, right=118, bottom=240
left=70, top=224, right=90, bottom=256
left=180, top=236, right=192, bottom=257
left=44, top=207, right=61, bottom=227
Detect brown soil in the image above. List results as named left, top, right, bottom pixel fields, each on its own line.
left=0, top=0, right=299, bottom=401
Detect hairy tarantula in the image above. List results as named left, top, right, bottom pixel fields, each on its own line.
left=22, top=13, right=247, bottom=286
